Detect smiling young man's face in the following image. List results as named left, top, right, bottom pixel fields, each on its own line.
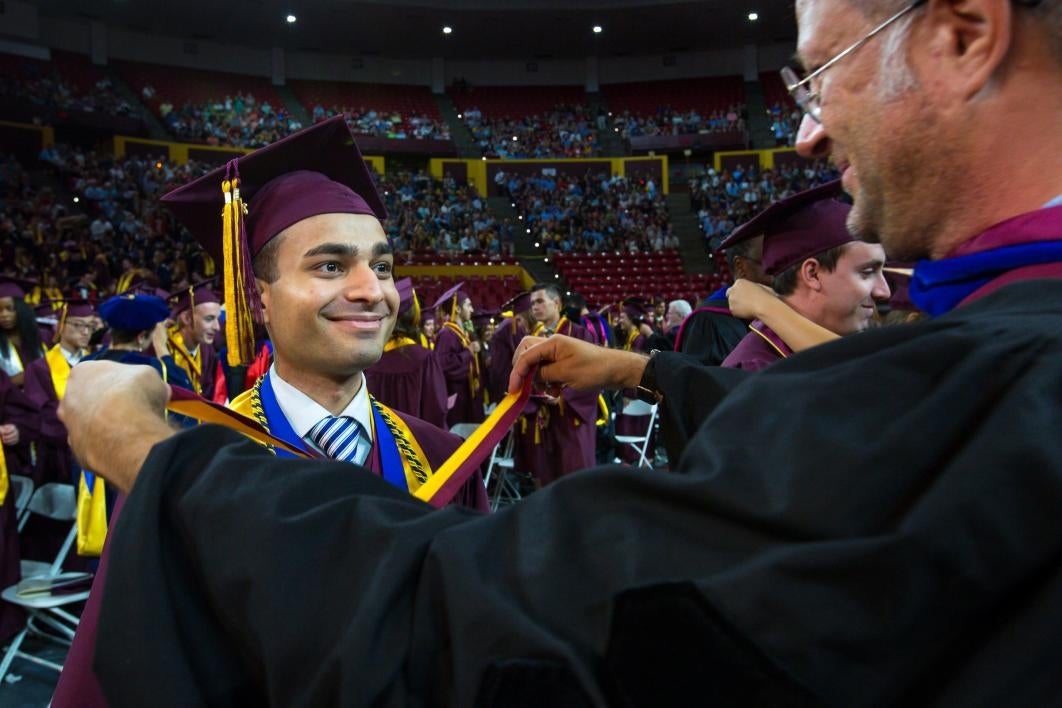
left=257, top=212, right=398, bottom=382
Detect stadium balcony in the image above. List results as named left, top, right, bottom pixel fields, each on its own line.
left=602, top=75, right=746, bottom=152
left=0, top=51, right=146, bottom=135
left=289, top=79, right=456, bottom=155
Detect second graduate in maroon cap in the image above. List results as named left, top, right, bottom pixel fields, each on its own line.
left=720, top=181, right=890, bottom=372
left=364, top=278, right=449, bottom=430
left=165, top=279, right=224, bottom=400
left=23, top=299, right=97, bottom=487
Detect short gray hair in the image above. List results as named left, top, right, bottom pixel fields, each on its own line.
left=668, top=299, right=693, bottom=318
left=850, top=0, right=1061, bottom=66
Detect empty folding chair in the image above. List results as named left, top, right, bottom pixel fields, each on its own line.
left=613, top=399, right=659, bottom=469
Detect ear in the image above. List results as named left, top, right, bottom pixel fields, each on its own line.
left=800, top=258, right=824, bottom=292
left=256, top=279, right=271, bottom=326
left=924, top=0, right=1012, bottom=99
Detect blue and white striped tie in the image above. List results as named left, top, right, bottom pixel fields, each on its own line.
left=307, top=415, right=370, bottom=466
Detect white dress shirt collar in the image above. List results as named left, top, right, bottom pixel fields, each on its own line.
left=268, top=365, right=374, bottom=442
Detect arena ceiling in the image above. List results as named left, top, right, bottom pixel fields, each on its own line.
left=39, top=0, right=798, bottom=59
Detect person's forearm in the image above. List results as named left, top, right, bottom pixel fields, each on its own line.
left=756, top=298, right=839, bottom=352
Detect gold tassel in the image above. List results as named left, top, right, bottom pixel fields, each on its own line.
left=411, top=291, right=422, bottom=329
left=229, top=177, right=256, bottom=366
left=222, top=179, right=247, bottom=367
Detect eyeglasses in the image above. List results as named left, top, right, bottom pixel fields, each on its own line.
left=781, top=0, right=927, bottom=123
left=65, top=321, right=94, bottom=332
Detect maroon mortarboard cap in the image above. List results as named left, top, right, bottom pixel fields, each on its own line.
left=472, top=309, right=499, bottom=326
left=431, top=282, right=467, bottom=312
left=160, top=115, right=387, bottom=264
left=168, top=277, right=222, bottom=316
left=0, top=275, right=36, bottom=300
left=35, top=303, right=57, bottom=319
left=500, top=291, right=532, bottom=314
left=125, top=281, right=169, bottom=299
left=159, top=116, right=387, bottom=366
left=719, top=180, right=854, bottom=276
left=622, top=297, right=649, bottom=321
left=395, top=277, right=416, bottom=314
left=55, top=299, right=96, bottom=319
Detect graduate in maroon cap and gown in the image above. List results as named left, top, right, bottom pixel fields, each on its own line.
left=0, top=367, right=40, bottom=644
left=487, top=291, right=534, bottom=404
left=0, top=276, right=46, bottom=388
left=510, top=283, right=601, bottom=486
left=720, top=181, right=889, bottom=372
left=23, top=300, right=95, bottom=486
left=165, top=278, right=224, bottom=402
left=53, top=116, right=489, bottom=708
left=432, top=283, right=485, bottom=428
left=365, top=278, right=449, bottom=429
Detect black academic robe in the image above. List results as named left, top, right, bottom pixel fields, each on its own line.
left=96, top=279, right=1062, bottom=707
left=674, top=305, right=750, bottom=366
left=53, top=394, right=489, bottom=708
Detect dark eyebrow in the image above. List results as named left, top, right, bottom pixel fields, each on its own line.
left=302, top=241, right=394, bottom=259
left=859, top=259, right=885, bottom=270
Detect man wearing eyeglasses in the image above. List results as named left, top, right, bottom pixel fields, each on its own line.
left=23, top=300, right=96, bottom=486
left=57, top=2, right=1062, bottom=706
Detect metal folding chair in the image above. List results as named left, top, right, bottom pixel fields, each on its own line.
left=614, top=399, right=659, bottom=469
left=0, top=483, right=92, bottom=684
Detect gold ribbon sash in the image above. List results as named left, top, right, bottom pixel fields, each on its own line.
left=45, top=344, right=73, bottom=401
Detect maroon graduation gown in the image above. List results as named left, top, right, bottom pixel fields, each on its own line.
left=513, top=321, right=600, bottom=485
left=22, top=356, right=76, bottom=486
left=435, top=324, right=484, bottom=428
left=365, top=344, right=449, bottom=430
left=0, top=369, right=41, bottom=643
left=486, top=317, right=526, bottom=404
left=51, top=405, right=488, bottom=708
left=720, top=321, right=793, bottom=372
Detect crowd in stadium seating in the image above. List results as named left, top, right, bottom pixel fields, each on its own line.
left=310, top=105, right=451, bottom=141
left=612, top=104, right=746, bottom=139
left=689, top=159, right=841, bottom=251
left=1, top=70, right=139, bottom=119
left=379, top=171, right=515, bottom=259
left=2, top=145, right=527, bottom=302
left=502, top=170, right=676, bottom=255
left=2, top=145, right=215, bottom=303
left=153, top=91, right=303, bottom=149
left=462, top=105, right=599, bottom=159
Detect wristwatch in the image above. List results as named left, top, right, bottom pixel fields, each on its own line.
left=634, top=349, right=663, bottom=403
